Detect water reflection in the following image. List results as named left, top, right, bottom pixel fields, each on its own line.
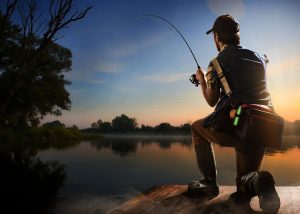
left=266, top=135, right=300, bottom=155
left=89, top=135, right=192, bottom=156
left=36, top=135, right=300, bottom=213
left=1, top=135, right=299, bottom=213
left=0, top=143, right=66, bottom=213
left=90, top=135, right=299, bottom=157
left=90, top=137, right=137, bottom=156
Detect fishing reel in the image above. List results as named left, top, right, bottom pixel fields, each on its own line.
left=189, top=74, right=199, bottom=87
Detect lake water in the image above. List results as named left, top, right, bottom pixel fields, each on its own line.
left=2, top=135, right=300, bottom=213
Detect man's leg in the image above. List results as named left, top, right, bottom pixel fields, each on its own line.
left=235, top=147, right=265, bottom=194
left=188, top=119, right=218, bottom=195
left=235, top=147, right=280, bottom=213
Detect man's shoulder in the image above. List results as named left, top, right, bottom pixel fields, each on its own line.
left=217, top=45, right=264, bottom=64
left=218, top=45, right=255, bottom=56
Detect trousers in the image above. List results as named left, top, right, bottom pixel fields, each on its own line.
left=191, top=118, right=265, bottom=195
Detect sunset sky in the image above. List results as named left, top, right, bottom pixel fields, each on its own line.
left=42, top=0, right=300, bottom=128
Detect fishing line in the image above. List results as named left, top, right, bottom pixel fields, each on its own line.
left=168, top=25, right=189, bottom=70
left=138, top=14, right=201, bottom=69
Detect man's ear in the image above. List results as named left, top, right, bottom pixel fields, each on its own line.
left=213, top=33, right=221, bottom=52
left=214, top=32, right=219, bottom=43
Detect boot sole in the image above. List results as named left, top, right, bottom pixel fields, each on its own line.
left=258, top=171, right=280, bottom=213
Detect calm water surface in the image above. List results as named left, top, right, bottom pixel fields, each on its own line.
left=39, top=135, right=300, bottom=213
left=3, top=135, right=300, bottom=213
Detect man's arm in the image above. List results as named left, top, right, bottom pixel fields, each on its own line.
left=196, top=67, right=220, bottom=107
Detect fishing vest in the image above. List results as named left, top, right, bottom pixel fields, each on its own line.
left=203, top=45, right=273, bottom=128
left=217, top=45, right=272, bottom=108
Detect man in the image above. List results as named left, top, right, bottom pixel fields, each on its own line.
left=188, top=14, right=280, bottom=213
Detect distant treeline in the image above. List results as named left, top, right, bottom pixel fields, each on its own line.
left=283, top=120, right=300, bottom=135
left=3, top=114, right=298, bottom=143
left=0, top=120, right=101, bottom=143
left=82, top=114, right=191, bottom=134
left=83, top=114, right=300, bottom=135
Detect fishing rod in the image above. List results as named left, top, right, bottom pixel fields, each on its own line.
left=139, top=14, right=201, bottom=86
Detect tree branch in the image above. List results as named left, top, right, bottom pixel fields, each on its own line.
left=0, top=0, right=18, bottom=38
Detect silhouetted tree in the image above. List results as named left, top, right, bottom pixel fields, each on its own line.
left=42, top=120, right=65, bottom=128
left=0, top=0, right=91, bottom=129
left=100, top=121, right=112, bottom=132
left=180, top=123, right=192, bottom=133
left=295, top=120, right=300, bottom=134
left=155, top=122, right=174, bottom=133
left=90, top=119, right=112, bottom=132
left=91, top=122, right=99, bottom=129
left=91, top=119, right=103, bottom=128
left=71, top=124, right=79, bottom=130
left=140, top=124, right=154, bottom=132
left=112, top=114, right=137, bottom=132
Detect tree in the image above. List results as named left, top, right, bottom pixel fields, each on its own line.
left=180, top=123, right=191, bottom=133
left=294, top=120, right=300, bottom=134
left=91, top=119, right=112, bottom=132
left=140, top=124, right=154, bottom=132
left=155, top=122, right=174, bottom=133
left=91, top=122, right=99, bottom=129
left=42, top=120, right=65, bottom=129
left=71, top=124, right=79, bottom=130
left=100, top=121, right=112, bottom=132
left=0, top=0, right=91, bottom=129
left=111, top=114, right=137, bottom=132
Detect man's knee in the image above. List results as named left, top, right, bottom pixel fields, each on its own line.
left=191, top=119, right=210, bottom=145
left=191, top=119, right=204, bottom=136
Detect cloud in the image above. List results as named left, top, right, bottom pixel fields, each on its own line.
left=70, top=32, right=166, bottom=76
left=94, top=61, right=123, bottom=73
left=66, top=70, right=106, bottom=85
left=141, top=71, right=190, bottom=83
left=107, top=32, right=167, bottom=58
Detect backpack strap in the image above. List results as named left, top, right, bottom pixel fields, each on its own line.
left=211, top=57, right=232, bottom=96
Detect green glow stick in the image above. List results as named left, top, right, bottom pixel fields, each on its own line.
left=236, top=106, right=242, bottom=116
left=233, top=117, right=239, bottom=126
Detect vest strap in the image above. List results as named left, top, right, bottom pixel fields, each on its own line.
left=212, top=58, right=232, bottom=96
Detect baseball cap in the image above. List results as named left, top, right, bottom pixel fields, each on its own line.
left=206, top=14, right=239, bottom=35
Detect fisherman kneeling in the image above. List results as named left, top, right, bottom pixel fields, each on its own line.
left=189, top=14, right=281, bottom=214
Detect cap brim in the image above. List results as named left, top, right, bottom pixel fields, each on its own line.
left=206, top=29, right=213, bottom=34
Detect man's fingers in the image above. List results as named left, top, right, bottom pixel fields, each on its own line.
left=195, top=68, right=205, bottom=82
left=196, top=68, right=204, bottom=74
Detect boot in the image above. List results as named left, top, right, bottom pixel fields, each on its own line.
left=239, top=170, right=280, bottom=213
left=188, top=142, right=219, bottom=196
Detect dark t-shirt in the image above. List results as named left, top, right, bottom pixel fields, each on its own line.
left=203, top=45, right=273, bottom=128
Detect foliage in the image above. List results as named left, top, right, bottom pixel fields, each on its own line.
left=87, top=114, right=192, bottom=134
left=283, top=120, right=300, bottom=135
left=0, top=120, right=102, bottom=144
left=154, top=122, right=173, bottom=133
left=111, top=114, right=138, bottom=132
left=0, top=0, right=91, bottom=129
left=42, top=120, right=66, bottom=129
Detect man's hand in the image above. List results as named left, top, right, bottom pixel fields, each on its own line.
left=195, top=68, right=205, bottom=85
left=195, top=67, right=220, bottom=107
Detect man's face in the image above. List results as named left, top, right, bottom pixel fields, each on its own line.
left=213, top=32, right=221, bottom=52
